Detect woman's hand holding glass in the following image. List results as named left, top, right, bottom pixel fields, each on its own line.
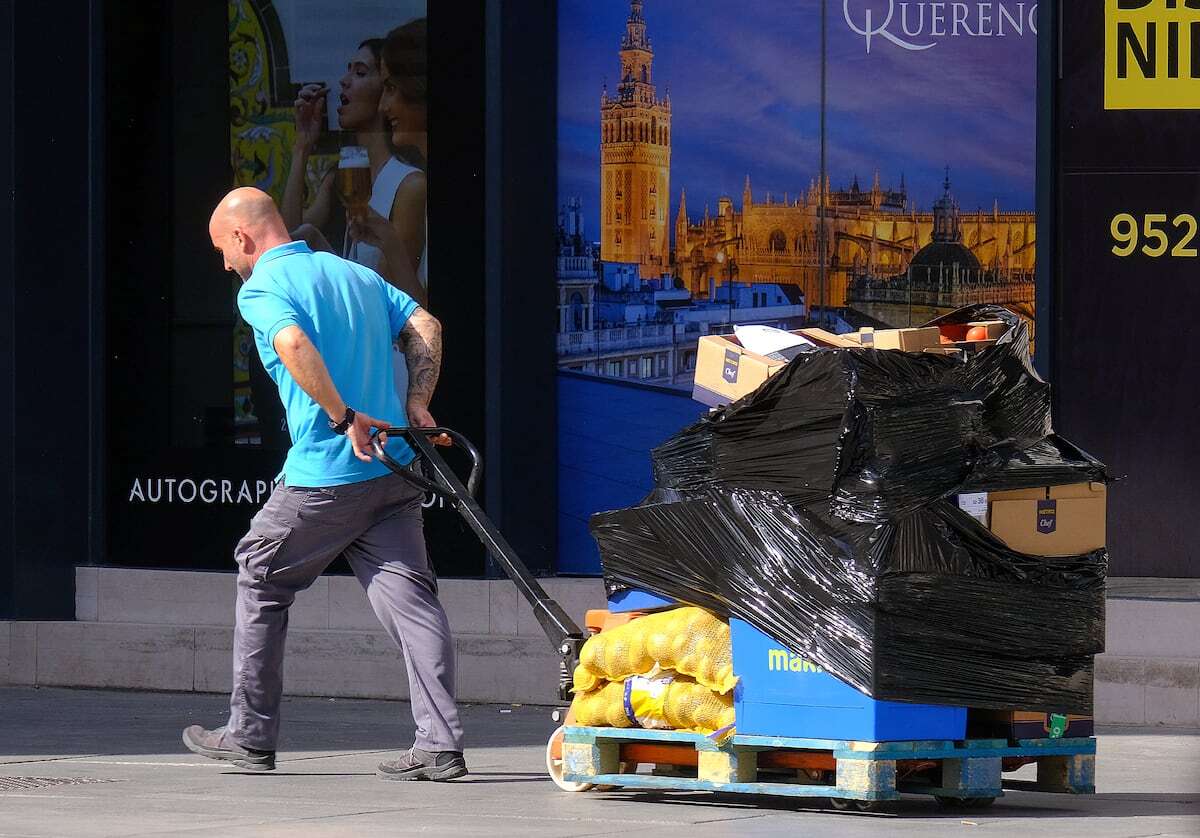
left=348, top=206, right=405, bottom=256
left=348, top=206, right=422, bottom=302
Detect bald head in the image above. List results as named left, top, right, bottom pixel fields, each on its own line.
left=209, top=187, right=293, bottom=281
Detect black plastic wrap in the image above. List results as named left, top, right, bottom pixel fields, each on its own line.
left=651, top=306, right=1087, bottom=524
left=593, top=488, right=1105, bottom=712
left=930, top=305, right=1053, bottom=446
left=594, top=305, right=1108, bottom=713
left=960, top=434, right=1107, bottom=492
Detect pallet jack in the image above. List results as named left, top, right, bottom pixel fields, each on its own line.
left=371, top=426, right=586, bottom=705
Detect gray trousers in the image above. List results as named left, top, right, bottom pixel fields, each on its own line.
left=227, top=472, right=463, bottom=753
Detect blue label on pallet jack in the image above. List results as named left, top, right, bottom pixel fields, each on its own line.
left=731, top=619, right=966, bottom=742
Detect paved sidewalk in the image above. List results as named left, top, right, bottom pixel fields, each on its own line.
left=0, top=687, right=1196, bottom=837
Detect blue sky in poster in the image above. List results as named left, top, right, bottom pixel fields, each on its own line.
left=558, top=0, right=1037, bottom=241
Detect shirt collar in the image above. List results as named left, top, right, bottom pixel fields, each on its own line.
left=255, top=240, right=312, bottom=270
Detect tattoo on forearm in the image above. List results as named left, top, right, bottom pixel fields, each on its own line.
left=399, top=309, right=442, bottom=408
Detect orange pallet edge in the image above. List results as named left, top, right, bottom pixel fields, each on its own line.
left=583, top=609, right=647, bottom=634
left=619, top=742, right=700, bottom=767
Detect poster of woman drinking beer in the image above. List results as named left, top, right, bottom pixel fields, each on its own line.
left=228, top=0, right=428, bottom=446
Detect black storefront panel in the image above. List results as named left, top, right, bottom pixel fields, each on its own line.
left=102, top=1, right=490, bottom=575
left=1057, top=171, right=1200, bottom=577
left=1055, top=2, right=1200, bottom=578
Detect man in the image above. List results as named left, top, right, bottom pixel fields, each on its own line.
left=182, top=187, right=466, bottom=781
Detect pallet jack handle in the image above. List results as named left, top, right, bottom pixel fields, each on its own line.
left=371, top=426, right=587, bottom=701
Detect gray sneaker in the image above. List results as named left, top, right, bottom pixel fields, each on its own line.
left=377, top=747, right=467, bottom=781
left=182, top=725, right=276, bottom=771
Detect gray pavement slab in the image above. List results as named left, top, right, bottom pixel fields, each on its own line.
left=0, top=687, right=1196, bottom=837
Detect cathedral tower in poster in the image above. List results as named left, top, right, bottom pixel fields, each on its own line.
left=599, top=0, right=671, bottom=278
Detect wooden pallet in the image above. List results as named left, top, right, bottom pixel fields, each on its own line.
left=561, top=725, right=1096, bottom=806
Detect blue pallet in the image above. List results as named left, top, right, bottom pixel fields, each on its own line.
left=564, top=725, right=1095, bottom=760
left=560, top=725, right=1098, bottom=804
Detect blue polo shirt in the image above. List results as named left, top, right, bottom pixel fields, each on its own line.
left=237, top=241, right=419, bottom=486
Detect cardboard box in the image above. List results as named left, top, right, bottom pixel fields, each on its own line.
left=795, top=328, right=862, bottom=349
left=844, top=326, right=942, bottom=352
left=692, top=334, right=791, bottom=407
left=988, top=482, right=1107, bottom=556
left=693, top=328, right=862, bottom=405
left=923, top=346, right=966, bottom=358
left=692, top=323, right=969, bottom=406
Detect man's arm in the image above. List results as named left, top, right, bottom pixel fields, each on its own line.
left=398, top=308, right=450, bottom=445
left=399, top=307, right=442, bottom=411
left=272, top=324, right=388, bottom=462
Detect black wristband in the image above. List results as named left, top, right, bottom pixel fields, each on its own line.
left=328, top=407, right=355, bottom=435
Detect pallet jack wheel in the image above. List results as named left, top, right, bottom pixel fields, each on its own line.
left=934, top=795, right=997, bottom=810
left=545, top=726, right=633, bottom=792
left=547, top=726, right=594, bottom=792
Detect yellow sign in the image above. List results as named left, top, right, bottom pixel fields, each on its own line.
left=1106, top=0, right=1200, bottom=109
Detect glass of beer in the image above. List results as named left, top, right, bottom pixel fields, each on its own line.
left=337, top=145, right=371, bottom=222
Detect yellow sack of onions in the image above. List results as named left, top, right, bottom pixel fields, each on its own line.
left=570, top=671, right=735, bottom=735
left=571, top=607, right=737, bottom=695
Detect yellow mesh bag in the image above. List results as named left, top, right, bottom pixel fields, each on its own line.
left=573, top=663, right=601, bottom=694
left=575, top=607, right=737, bottom=694
left=570, top=680, right=633, bottom=728
left=569, top=673, right=735, bottom=734
left=662, top=676, right=735, bottom=733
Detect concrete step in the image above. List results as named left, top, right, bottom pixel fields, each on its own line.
left=4, top=568, right=1196, bottom=726
left=1095, top=596, right=1200, bottom=726
left=73, top=567, right=608, bottom=639
left=0, top=620, right=564, bottom=704
left=2, top=567, right=612, bottom=705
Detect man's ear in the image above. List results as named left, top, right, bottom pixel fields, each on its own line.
left=234, top=228, right=252, bottom=253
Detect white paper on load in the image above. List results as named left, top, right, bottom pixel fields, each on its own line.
left=957, top=492, right=989, bottom=525
left=734, top=325, right=816, bottom=358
